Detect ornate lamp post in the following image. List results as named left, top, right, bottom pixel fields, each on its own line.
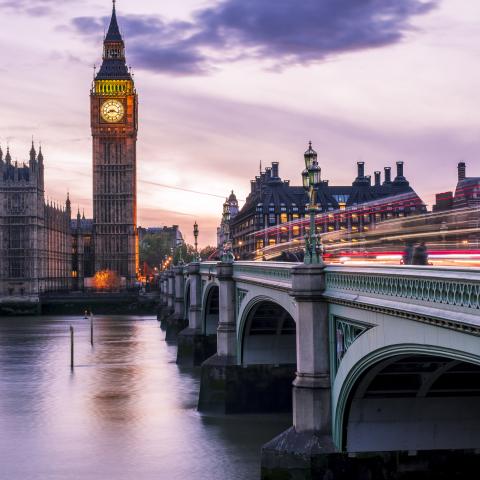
left=221, top=198, right=235, bottom=263
left=302, top=141, right=323, bottom=264
left=193, top=221, right=200, bottom=261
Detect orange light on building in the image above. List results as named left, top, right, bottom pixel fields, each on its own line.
left=93, top=270, right=121, bottom=291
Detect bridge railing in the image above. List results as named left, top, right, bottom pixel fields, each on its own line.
left=324, top=265, right=480, bottom=316
left=197, top=260, right=296, bottom=286
left=199, top=262, right=217, bottom=276
left=233, top=261, right=295, bottom=287
left=194, top=261, right=480, bottom=317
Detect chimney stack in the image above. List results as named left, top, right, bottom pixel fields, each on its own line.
left=396, top=161, right=404, bottom=178
left=374, top=171, right=381, bottom=186
left=357, top=161, right=365, bottom=179
left=458, top=162, right=466, bottom=181
left=384, top=167, right=392, bottom=184
left=251, top=180, right=255, bottom=193
left=271, top=162, right=279, bottom=178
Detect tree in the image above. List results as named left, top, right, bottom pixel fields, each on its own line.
left=200, top=245, right=217, bottom=260
left=139, top=233, right=174, bottom=270
left=173, top=243, right=196, bottom=265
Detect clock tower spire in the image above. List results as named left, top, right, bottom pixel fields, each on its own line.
left=91, top=0, right=139, bottom=287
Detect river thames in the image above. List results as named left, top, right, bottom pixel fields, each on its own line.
left=0, top=315, right=290, bottom=479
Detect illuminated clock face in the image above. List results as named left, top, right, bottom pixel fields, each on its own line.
left=101, top=99, right=125, bottom=123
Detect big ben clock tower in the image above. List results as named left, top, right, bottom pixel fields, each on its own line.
left=91, top=0, right=138, bottom=287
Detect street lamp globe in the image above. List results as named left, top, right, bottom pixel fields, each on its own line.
left=302, top=169, right=309, bottom=190
left=310, top=163, right=321, bottom=186
left=304, top=141, right=317, bottom=169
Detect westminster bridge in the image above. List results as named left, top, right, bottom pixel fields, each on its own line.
left=158, top=261, right=480, bottom=479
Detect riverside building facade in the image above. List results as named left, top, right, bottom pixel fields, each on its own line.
left=0, top=2, right=139, bottom=307
left=0, top=145, right=71, bottom=303
left=433, top=162, right=480, bottom=212
left=230, top=143, right=427, bottom=259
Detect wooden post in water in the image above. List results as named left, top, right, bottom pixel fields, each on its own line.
left=90, top=313, right=94, bottom=346
left=70, top=325, right=74, bottom=369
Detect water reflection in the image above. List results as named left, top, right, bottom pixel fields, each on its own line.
left=0, top=315, right=289, bottom=480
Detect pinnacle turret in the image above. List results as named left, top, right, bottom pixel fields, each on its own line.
left=105, top=0, right=122, bottom=42
left=66, top=192, right=71, bottom=212
left=95, top=0, right=131, bottom=81
left=5, top=147, right=11, bottom=164
left=30, top=140, right=36, bottom=162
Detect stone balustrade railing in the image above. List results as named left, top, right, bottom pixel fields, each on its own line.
left=325, top=265, right=480, bottom=314
left=233, top=261, right=294, bottom=286
left=199, top=262, right=217, bottom=276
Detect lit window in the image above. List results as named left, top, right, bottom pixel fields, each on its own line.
left=333, top=194, right=350, bottom=203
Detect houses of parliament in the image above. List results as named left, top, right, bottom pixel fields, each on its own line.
left=0, top=2, right=138, bottom=304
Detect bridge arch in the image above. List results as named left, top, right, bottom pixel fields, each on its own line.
left=202, top=283, right=219, bottom=335
left=239, top=297, right=296, bottom=366
left=334, top=341, right=480, bottom=453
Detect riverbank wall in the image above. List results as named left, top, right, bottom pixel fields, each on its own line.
left=0, top=292, right=161, bottom=316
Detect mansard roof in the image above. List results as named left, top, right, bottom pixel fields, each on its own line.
left=231, top=161, right=423, bottom=227
left=453, top=177, right=480, bottom=207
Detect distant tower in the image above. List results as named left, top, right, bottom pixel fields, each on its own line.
left=91, top=0, right=138, bottom=286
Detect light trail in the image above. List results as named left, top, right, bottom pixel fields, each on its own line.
left=252, top=204, right=480, bottom=266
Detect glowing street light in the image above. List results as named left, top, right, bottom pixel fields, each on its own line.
left=193, top=221, right=200, bottom=261
left=303, top=141, right=323, bottom=264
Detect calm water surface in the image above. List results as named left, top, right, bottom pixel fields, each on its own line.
left=0, top=315, right=290, bottom=479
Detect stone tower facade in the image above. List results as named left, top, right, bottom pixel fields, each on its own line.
left=91, top=1, right=138, bottom=287
left=0, top=144, right=71, bottom=301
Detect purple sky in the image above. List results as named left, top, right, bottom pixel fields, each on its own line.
left=0, top=0, right=479, bottom=246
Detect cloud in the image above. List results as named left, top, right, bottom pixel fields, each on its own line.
left=0, top=0, right=72, bottom=16
left=70, top=0, right=438, bottom=75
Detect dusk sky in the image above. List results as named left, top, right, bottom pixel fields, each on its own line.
left=0, top=0, right=479, bottom=246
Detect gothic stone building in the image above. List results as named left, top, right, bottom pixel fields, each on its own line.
left=0, top=145, right=71, bottom=303
left=71, top=212, right=94, bottom=291
left=89, top=2, right=139, bottom=287
left=217, top=191, right=239, bottom=251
